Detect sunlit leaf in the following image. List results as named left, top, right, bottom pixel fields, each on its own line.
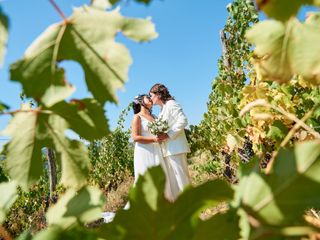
left=49, top=98, right=109, bottom=141
left=1, top=112, right=49, bottom=189
left=0, top=181, right=17, bottom=223
left=192, top=211, right=240, bottom=240
left=46, top=186, right=105, bottom=228
left=91, top=0, right=112, bottom=10
left=241, top=140, right=320, bottom=225
left=47, top=115, right=91, bottom=189
left=1, top=111, right=90, bottom=190
left=10, top=6, right=158, bottom=107
left=255, top=0, right=314, bottom=22
left=247, top=18, right=320, bottom=85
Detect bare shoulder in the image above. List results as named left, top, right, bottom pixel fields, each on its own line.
left=132, top=114, right=141, bottom=124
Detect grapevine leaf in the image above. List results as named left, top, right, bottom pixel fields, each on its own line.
left=247, top=18, right=320, bottom=85
left=0, top=6, right=8, bottom=67
left=255, top=0, right=314, bottom=22
left=33, top=225, right=98, bottom=240
left=192, top=211, right=240, bottom=240
left=1, top=111, right=49, bottom=190
left=98, top=166, right=233, bottom=239
left=91, top=0, right=112, bottom=10
left=49, top=98, right=109, bottom=141
left=10, top=6, right=158, bottom=107
left=291, top=18, right=320, bottom=85
left=246, top=20, right=292, bottom=82
left=122, top=17, right=158, bottom=42
left=46, top=186, right=105, bottom=228
left=241, top=140, right=320, bottom=225
left=0, top=181, right=17, bottom=223
left=47, top=115, right=91, bottom=189
left=1, top=111, right=90, bottom=190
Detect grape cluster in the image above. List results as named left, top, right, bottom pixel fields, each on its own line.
left=238, top=137, right=254, bottom=163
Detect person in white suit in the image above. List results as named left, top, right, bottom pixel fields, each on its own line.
left=149, top=83, right=191, bottom=201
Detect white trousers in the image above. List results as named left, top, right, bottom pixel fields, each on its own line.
left=161, top=153, right=191, bottom=201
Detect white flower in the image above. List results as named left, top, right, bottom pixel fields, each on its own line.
left=147, top=118, right=169, bottom=136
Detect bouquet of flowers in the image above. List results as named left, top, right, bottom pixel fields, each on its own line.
left=147, top=117, right=169, bottom=136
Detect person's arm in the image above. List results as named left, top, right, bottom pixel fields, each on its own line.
left=166, top=101, right=188, bottom=140
left=131, top=115, right=158, bottom=144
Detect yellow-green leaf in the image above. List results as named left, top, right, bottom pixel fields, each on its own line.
left=0, top=181, right=17, bottom=223
left=247, top=18, right=320, bottom=85
left=49, top=98, right=109, bottom=141
left=241, top=140, right=320, bottom=225
left=10, top=6, right=158, bottom=107
left=255, top=0, right=313, bottom=22
left=46, top=186, right=105, bottom=228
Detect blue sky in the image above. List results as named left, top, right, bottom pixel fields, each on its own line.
left=0, top=0, right=232, bottom=135
left=0, top=0, right=316, bottom=144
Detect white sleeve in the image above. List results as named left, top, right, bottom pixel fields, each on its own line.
left=167, top=101, right=188, bottom=140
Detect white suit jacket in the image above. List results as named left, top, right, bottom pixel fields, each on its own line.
left=159, top=100, right=190, bottom=157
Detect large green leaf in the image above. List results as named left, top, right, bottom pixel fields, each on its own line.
left=0, top=181, right=17, bottom=223
left=46, top=186, right=105, bottom=228
left=33, top=186, right=105, bottom=239
left=98, top=166, right=234, bottom=240
left=1, top=111, right=49, bottom=189
left=192, top=211, right=240, bottom=240
left=49, top=98, right=109, bottom=141
left=240, top=140, right=320, bottom=225
left=10, top=6, right=158, bottom=107
left=1, top=111, right=90, bottom=190
left=46, top=115, right=91, bottom=189
left=247, top=18, right=320, bottom=85
left=255, top=0, right=316, bottom=22
left=33, top=225, right=98, bottom=240
left=0, top=6, right=8, bottom=67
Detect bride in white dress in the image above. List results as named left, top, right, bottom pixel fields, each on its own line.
left=102, top=94, right=162, bottom=222
left=131, top=94, right=163, bottom=181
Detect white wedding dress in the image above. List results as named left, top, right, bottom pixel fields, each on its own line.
left=102, top=115, right=162, bottom=223
left=133, top=115, right=162, bottom=181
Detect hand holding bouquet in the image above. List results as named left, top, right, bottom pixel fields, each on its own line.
left=147, top=117, right=169, bottom=136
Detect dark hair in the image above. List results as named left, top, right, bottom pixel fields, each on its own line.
left=132, top=94, right=149, bottom=114
left=149, top=83, right=174, bottom=103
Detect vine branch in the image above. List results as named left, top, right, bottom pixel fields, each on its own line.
left=48, top=0, right=68, bottom=23
left=240, top=99, right=320, bottom=139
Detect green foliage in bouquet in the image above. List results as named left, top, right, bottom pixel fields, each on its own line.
left=147, top=117, right=169, bottom=136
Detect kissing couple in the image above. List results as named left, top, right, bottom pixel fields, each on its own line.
left=102, top=83, right=191, bottom=223
left=131, top=83, right=191, bottom=201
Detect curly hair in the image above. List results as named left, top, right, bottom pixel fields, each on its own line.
left=149, top=83, right=174, bottom=103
